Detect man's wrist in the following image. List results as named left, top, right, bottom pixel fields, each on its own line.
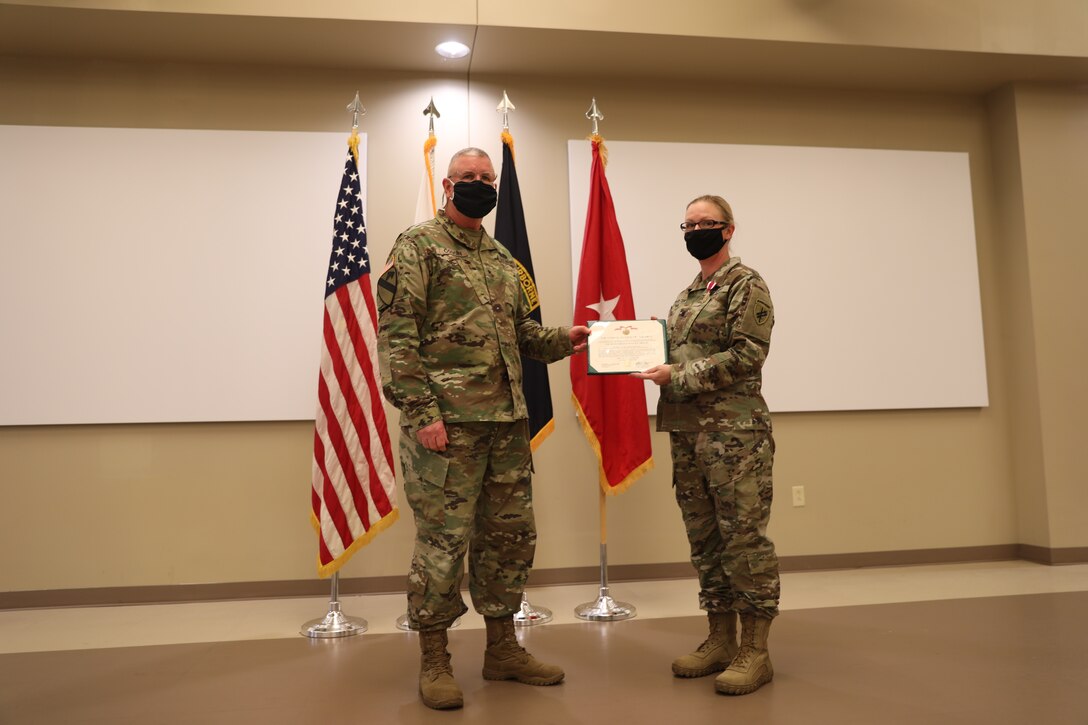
left=408, top=405, right=443, bottom=432
left=560, top=326, right=575, bottom=354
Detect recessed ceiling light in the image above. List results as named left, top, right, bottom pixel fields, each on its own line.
left=435, top=41, right=470, bottom=59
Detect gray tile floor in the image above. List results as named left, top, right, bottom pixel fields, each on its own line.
left=2, top=563, right=1087, bottom=724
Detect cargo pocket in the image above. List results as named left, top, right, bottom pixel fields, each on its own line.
left=728, top=547, right=774, bottom=590
left=403, top=445, right=450, bottom=530
left=747, top=551, right=779, bottom=582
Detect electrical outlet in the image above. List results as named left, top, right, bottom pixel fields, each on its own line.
left=791, top=485, right=806, bottom=507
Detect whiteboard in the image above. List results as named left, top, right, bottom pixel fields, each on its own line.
left=0, top=126, right=361, bottom=425
left=568, top=139, right=988, bottom=413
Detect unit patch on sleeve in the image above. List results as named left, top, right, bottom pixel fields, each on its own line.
left=376, top=262, right=398, bottom=313
left=740, top=290, right=773, bottom=343
left=515, top=259, right=540, bottom=313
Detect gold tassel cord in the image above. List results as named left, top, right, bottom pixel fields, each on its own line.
left=587, top=133, right=608, bottom=167
left=423, top=133, right=437, bottom=216
left=348, top=128, right=361, bottom=166
left=501, top=129, right=515, bottom=162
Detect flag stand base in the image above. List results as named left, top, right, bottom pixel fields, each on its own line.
left=575, top=585, right=636, bottom=621
left=301, top=574, right=366, bottom=638
left=575, top=541, right=636, bottom=621
left=514, top=593, right=553, bottom=627
left=301, top=604, right=368, bottom=638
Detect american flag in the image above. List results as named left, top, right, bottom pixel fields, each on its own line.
left=311, top=138, right=398, bottom=577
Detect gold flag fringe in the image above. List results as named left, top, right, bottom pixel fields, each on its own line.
left=529, top=418, right=555, bottom=453
left=570, top=393, right=653, bottom=495
left=312, top=508, right=400, bottom=578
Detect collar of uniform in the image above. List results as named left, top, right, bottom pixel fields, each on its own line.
left=436, top=209, right=492, bottom=251
left=687, top=256, right=741, bottom=292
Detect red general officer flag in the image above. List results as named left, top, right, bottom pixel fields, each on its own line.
left=570, top=136, right=653, bottom=494
left=311, top=132, right=398, bottom=577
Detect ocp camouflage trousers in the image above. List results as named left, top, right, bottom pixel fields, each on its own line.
left=670, top=429, right=780, bottom=618
left=401, top=420, right=536, bottom=631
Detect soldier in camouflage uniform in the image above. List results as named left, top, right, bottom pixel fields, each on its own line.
left=376, top=148, right=590, bottom=710
left=635, top=194, right=779, bottom=696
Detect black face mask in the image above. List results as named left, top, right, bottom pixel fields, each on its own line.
left=450, top=180, right=497, bottom=219
left=684, top=228, right=727, bottom=260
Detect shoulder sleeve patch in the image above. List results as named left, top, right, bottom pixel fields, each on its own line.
left=376, top=263, right=398, bottom=314
left=514, top=259, right=540, bottom=314
left=738, top=286, right=773, bottom=343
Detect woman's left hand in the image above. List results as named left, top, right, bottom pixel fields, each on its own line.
left=632, top=364, right=672, bottom=386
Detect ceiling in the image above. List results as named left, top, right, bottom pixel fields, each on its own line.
left=2, top=3, right=1087, bottom=95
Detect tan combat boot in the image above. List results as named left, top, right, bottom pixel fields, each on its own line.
left=672, top=611, right=739, bottom=677
left=481, top=615, right=565, bottom=685
left=715, top=614, right=773, bottom=695
left=418, top=629, right=463, bottom=710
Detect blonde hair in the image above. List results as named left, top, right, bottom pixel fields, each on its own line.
left=687, top=194, right=734, bottom=225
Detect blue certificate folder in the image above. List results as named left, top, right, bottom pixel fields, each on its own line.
left=586, top=319, right=668, bottom=375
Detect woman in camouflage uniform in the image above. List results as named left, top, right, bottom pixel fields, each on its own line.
left=635, top=194, right=779, bottom=696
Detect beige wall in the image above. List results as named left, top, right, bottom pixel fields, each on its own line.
left=985, top=85, right=1052, bottom=548
left=0, top=1, right=1085, bottom=596
left=982, top=83, right=1088, bottom=553
left=1008, top=86, right=1088, bottom=550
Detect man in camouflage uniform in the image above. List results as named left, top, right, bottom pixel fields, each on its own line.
left=377, top=147, right=589, bottom=710
left=636, top=194, right=779, bottom=696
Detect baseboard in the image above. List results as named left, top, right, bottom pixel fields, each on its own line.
left=1017, top=544, right=1088, bottom=565
left=778, top=544, right=1023, bottom=571
left=0, top=575, right=405, bottom=611
left=3, top=543, right=1084, bottom=610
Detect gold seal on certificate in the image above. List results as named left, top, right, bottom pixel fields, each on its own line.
left=586, top=319, right=668, bottom=375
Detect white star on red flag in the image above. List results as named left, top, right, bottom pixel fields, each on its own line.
left=586, top=293, right=620, bottom=321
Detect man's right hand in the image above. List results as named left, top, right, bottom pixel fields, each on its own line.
left=416, top=419, right=448, bottom=452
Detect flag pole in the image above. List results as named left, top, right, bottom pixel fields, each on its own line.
left=573, top=98, right=636, bottom=622
left=395, top=96, right=462, bottom=632
left=302, top=571, right=369, bottom=638
left=301, top=92, right=379, bottom=639
left=423, top=97, right=439, bottom=216
left=574, top=482, right=636, bottom=621
left=493, top=90, right=554, bottom=627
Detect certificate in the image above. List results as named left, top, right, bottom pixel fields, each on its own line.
left=586, top=319, right=668, bottom=375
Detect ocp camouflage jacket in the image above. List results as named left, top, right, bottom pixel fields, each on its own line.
left=657, top=256, right=774, bottom=432
left=377, top=211, right=572, bottom=431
